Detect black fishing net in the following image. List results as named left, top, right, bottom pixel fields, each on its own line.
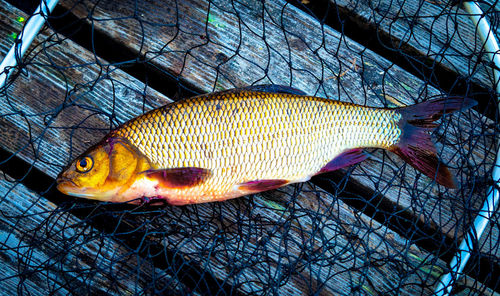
left=0, top=0, right=498, bottom=295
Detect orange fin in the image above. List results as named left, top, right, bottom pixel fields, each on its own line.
left=143, top=167, right=211, bottom=189
left=316, top=148, right=368, bottom=175
left=237, top=179, right=289, bottom=193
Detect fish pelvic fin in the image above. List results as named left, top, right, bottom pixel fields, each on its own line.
left=390, top=97, right=477, bottom=188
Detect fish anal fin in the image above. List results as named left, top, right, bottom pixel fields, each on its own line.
left=143, top=167, right=211, bottom=189
left=237, top=179, right=289, bottom=193
left=317, top=149, right=368, bottom=175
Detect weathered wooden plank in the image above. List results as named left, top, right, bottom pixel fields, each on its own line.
left=329, top=0, right=496, bottom=90
left=0, top=174, right=192, bottom=295
left=2, top=175, right=496, bottom=295
left=159, top=182, right=500, bottom=295
left=0, top=2, right=170, bottom=178
left=1, top=1, right=498, bottom=294
left=57, top=0, right=498, bottom=256
left=0, top=3, right=194, bottom=295
left=328, top=0, right=500, bottom=259
left=0, top=2, right=319, bottom=294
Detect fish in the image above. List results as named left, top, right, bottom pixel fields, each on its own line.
left=56, top=85, right=477, bottom=205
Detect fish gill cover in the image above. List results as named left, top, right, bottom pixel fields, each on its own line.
left=0, top=0, right=498, bottom=295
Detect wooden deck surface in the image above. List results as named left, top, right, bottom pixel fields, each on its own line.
left=0, top=175, right=194, bottom=295
left=331, top=0, right=496, bottom=89
left=58, top=0, right=498, bottom=253
left=0, top=0, right=498, bottom=294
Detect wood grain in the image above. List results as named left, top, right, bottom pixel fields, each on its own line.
left=0, top=3, right=189, bottom=295
left=0, top=174, right=193, bottom=295
left=58, top=0, right=498, bottom=255
left=330, top=0, right=496, bottom=90
left=138, top=180, right=500, bottom=295
left=0, top=0, right=497, bottom=294
left=328, top=0, right=500, bottom=259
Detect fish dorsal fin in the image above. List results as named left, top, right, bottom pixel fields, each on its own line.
left=219, top=84, right=307, bottom=96
left=143, top=167, right=211, bottom=188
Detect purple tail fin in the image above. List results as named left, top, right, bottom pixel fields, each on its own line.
left=391, top=97, right=477, bottom=188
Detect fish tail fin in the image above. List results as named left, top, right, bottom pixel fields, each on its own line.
left=390, top=97, right=477, bottom=188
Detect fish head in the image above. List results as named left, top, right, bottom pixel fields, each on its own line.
left=57, top=137, right=149, bottom=202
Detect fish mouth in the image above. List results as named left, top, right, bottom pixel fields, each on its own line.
left=56, top=181, right=96, bottom=199
left=56, top=177, right=79, bottom=195
left=56, top=175, right=76, bottom=186
left=56, top=175, right=75, bottom=185
left=56, top=177, right=115, bottom=201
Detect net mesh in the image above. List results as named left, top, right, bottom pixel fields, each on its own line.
left=0, top=0, right=498, bottom=295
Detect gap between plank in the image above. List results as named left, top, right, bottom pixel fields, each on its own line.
left=4, top=0, right=499, bottom=291
left=0, top=146, right=244, bottom=296
left=287, top=0, right=497, bottom=120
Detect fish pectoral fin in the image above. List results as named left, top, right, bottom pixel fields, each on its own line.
left=236, top=179, right=289, bottom=193
left=142, top=167, right=211, bottom=189
left=316, top=148, right=369, bottom=175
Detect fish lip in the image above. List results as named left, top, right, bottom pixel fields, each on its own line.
left=56, top=176, right=76, bottom=186
left=56, top=177, right=78, bottom=195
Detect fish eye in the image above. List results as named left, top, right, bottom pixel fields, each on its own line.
left=76, top=156, right=94, bottom=173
